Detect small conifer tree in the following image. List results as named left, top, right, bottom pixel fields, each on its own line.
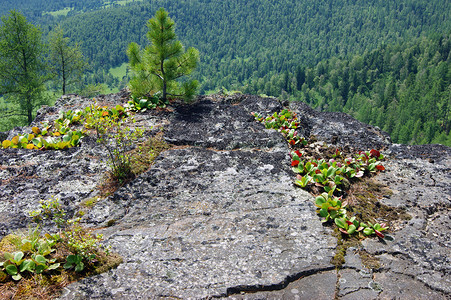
left=127, top=8, right=199, bottom=102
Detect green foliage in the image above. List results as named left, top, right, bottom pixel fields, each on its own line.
left=0, top=10, right=50, bottom=125
left=252, top=109, right=307, bottom=146
left=0, top=187, right=120, bottom=296
left=29, top=196, right=67, bottom=228
left=262, top=34, right=451, bottom=146
left=1, top=121, right=84, bottom=150
left=63, top=254, right=85, bottom=272
left=0, top=228, right=61, bottom=281
left=29, top=197, right=108, bottom=260
left=127, top=8, right=199, bottom=102
left=292, top=149, right=385, bottom=192
left=124, top=92, right=166, bottom=112
left=253, top=109, right=389, bottom=239
left=315, top=193, right=347, bottom=222
left=49, top=25, right=88, bottom=95
left=85, top=103, right=144, bottom=182
left=78, top=83, right=107, bottom=98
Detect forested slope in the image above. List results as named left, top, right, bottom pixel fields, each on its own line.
left=246, top=34, right=451, bottom=145
left=55, top=0, right=450, bottom=91
left=1, top=0, right=450, bottom=145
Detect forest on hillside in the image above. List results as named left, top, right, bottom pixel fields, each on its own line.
left=0, top=0, right=450, bottom=145
left=244, top=34, right=451, bottom=145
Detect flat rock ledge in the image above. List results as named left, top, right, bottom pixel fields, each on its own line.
left=0, top=93, right=450, bottom=299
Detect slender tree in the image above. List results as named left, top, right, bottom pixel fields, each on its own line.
left=49, top=25, right=88, bottom=95
left=0, top=10, right=48, bottom=125
left=127, top=8, right=199, bottom=102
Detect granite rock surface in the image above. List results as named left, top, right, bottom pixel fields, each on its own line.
left=0, top=92, right=449, bottom=299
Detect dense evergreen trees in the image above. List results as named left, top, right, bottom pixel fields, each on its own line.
left=0, top=0, right=450, bottom=145
left=245, top=34, right=450, bottom=145
left=52, top=0, right=450, bottom=92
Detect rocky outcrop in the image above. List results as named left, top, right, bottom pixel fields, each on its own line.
left=0, top=92, right=449, bottom=299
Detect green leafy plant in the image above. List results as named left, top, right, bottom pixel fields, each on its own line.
left=315, top=193, right=347, bottom=222
left=83, top=103, right=127, bottom=129
left=334, top=216, right=361, bottom=235
left=63, top=254, right=85, bottom=272
left=252, top=109, right=308, bottom=146
left=1, top=117, right=84, bottom=150
left=361, top=221, right=389, bottom=238
left=85, top=104, right=144, bottom=182
left=253, top=109, right=390, bottom=240
left=124, top=92, right=166, bottom=111
left=29, top=196, right=67, bottom=228
left=0, top=251, right=25, bottom=280
left=62, top=219, right=106, bottom=262
left=0, top=250, right=60, bottom=281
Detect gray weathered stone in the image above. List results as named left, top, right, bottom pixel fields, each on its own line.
left=1, top=92, right=450, bottom=299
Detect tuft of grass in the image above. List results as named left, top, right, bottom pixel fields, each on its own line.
left=131, top=132, right=170, bottom=175
left=97, top=132, right=170, bottom=198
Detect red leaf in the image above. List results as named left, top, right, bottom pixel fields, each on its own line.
left=295, top=150, right=302, bottom=157
left=376, top=164, right=385, bottom=171
left=370, top=149, right=380, bottom=158
left=346, top=220, right=354, bottom=226
left=289, top=140, right=296, bottom=145
left=375, top=230, right=385, bottom=238
left=291, top=160, right=300, bottom=167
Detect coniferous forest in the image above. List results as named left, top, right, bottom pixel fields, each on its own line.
left=0, top=0, right=450, bottom=145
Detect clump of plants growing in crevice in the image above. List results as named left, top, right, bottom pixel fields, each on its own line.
left=97, top=131, right=170, bottom=198
left=252, top=109, right=307, bottom=146
left=85, top=103, right=143, bottom=184
left=252, top=109, right=400, bottom=238
left=0, top=197, right=122, bottom=299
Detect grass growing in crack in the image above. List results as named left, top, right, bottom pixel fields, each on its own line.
left=130, top=131, right=170, bottom=175
left=97, top=132, right=170, bottom=198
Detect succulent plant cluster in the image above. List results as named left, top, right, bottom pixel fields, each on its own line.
left=292, top=148, right=385, bottom=192
left=315, top=193, right=388, bottom=238
left=252, top=109, right=389, bottom=239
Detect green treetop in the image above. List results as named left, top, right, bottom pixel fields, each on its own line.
left=49, top=25, right=88, bottom=95
left=0, top=10, right=49, bottom=125
left=127, top=8, right=200, bottom=102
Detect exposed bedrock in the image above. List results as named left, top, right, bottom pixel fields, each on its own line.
left=1, top=92, right=449, bottom=299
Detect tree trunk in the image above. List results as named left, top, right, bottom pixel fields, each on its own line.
left=162, top=80, right=167, bottom=102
